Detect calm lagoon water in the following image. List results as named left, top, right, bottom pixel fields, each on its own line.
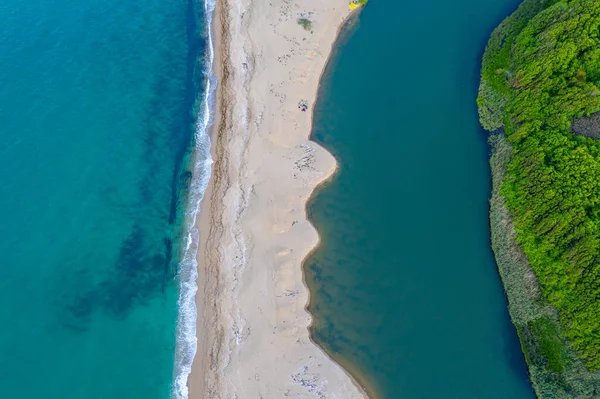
left=306, top=0, right=536, bottom=397
left=0, top=0, right=211, bottom=397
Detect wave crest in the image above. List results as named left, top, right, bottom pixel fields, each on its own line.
left=171, top=0, right=217, bottom=396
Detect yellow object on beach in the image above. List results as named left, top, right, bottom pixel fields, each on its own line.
left=349, top=2, right=358, bottom=10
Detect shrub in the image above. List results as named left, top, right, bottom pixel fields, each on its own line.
left=297, top=18, right=312, bottom=31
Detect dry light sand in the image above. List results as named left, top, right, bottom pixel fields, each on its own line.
left=188, top=0, right=367, bottom=397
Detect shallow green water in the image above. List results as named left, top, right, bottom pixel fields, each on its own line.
left=306, top=1, right=536, bottom=397
left=0, top=0, right=209, bottom=397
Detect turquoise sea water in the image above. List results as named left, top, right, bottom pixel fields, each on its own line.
left=0, top=0, right=212, bottom=397
left=307, top=0, right=536, bottom=398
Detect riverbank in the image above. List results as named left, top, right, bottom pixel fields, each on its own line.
left=187, top=0, right=367, bottom=397
left=488, top=134, right=600, bottom=397
left=479, top=0, right=600, bottom=396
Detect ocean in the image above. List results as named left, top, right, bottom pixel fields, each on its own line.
left=0, top=0, right=214, bottom=397
left=306, top=0, right=537, bottom=397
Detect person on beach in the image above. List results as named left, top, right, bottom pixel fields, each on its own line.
left=298, top=99, right=308, bottom=111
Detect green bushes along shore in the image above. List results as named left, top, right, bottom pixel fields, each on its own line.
left=479, top=0, right=600, bottom=396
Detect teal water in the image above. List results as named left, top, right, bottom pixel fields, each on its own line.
left=307, top=1, right=536, bottom=398
left=0, top=0, right=212, bottom=397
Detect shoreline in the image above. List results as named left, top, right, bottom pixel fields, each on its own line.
left=187, top=0, right=368, bottom=397
left=300, top=16, right=382, bottom=398
left=172, top=0, right=217, bottom=395
left=300, top=11, right=378, bottom=399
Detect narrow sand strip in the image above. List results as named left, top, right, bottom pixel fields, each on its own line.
left=188, top=0, right=366, bottom=397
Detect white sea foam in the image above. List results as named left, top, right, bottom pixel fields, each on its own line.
left=171, top=0, right=217, bottom=396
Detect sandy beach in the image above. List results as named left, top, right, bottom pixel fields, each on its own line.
left=187, top=0, right=366, bottom=397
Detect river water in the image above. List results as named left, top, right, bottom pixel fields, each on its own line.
left=306, top=0, right=536, bottom=397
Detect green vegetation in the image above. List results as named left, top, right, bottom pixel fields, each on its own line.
left=490, top=134, right=600, bottom=397
left=480, top=0, right=600, bottom=395
left=297, top=17, right=312, bottom=31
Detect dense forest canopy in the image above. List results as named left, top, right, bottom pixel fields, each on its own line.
left=478, top=0, right=600, bottom=372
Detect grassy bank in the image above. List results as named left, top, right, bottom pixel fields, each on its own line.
left=480, top=0, right=600, bottom=395
left=489, top=134, right=600, bottom=397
